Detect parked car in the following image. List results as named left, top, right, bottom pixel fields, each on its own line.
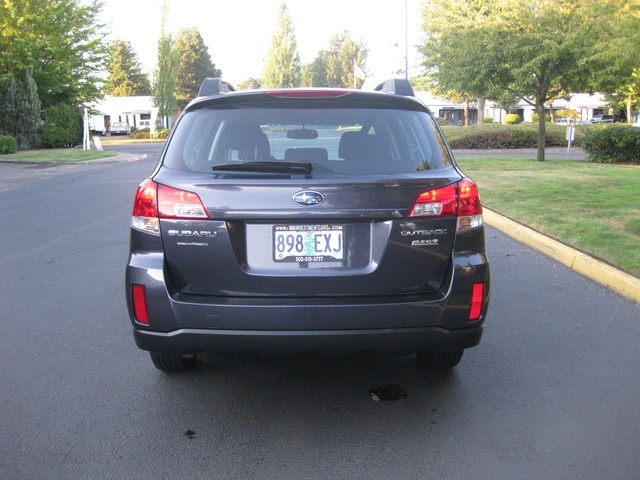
left=589, top=114, right=614, bottom=124
left=126, top=78, right=490, bottom=373
left=110, top=121, right=131, bottom=135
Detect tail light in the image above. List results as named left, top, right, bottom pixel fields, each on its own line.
left=131, top=179, right=208, bottom=234
left=409, top=178, right=483, bottom=232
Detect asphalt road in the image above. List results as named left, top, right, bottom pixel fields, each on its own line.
left=1, top=144, right=638, bottom=479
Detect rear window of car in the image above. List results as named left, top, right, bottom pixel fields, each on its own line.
left=163, top=107, right=453, bottom=175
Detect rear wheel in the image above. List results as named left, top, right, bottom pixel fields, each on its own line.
left=150, top=352, right=197, bottom=373
left=416, top=349, right=463, bottom=372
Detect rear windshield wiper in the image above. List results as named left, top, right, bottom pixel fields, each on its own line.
left=211, top=161, right=313, bottom=174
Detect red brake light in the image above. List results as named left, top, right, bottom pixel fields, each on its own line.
left=265, top=89, right=349, bottom=98
left=132, top=179, right=158, bottom=217
left=458, top=178, right=482, bottom=217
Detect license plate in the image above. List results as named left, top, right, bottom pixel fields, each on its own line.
left=273, top=225, right=344, bottom=263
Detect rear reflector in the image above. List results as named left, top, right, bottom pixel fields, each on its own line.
left=132, top=284, right=149, bottom=324
left=469, top=283, right=485, bottom=321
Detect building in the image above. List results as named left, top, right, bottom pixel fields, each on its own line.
left=413, top=91, right=632, bottom=124
left=89, top=96, right=161, bottom=134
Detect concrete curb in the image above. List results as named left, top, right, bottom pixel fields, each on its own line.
left=484, top=209, right=640, bottom=305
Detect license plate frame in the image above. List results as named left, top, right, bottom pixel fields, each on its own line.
left=273, top=224, right=344, bottom=263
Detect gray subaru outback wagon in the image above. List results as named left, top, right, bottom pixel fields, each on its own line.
left=126, top=78, right=490, bottom=373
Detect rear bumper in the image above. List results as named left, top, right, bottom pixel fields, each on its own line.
left=126, top=246, right=490, bottom=357
left=133, top=324, right=484, bottom=356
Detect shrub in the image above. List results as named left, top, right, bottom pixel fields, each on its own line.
left=130, top=131, right=150, bottom=140
left=483, top=117, right=494, bottom=123
left=504, top=114, right=521, bottom=125
left=532, top=113, right=552, bottom=123
left=581, top=125, right=640, bottom=164
left=129, top=128, right=169, bottom=140
left=0, top=135, right=18, bottom=154
left=446, top=124, right=574, bottom=149
left=556, top=109, right=579, bottom=120
left=40, top=104, right=82, bottom=148
left=436, top=116, right=450, bottom=126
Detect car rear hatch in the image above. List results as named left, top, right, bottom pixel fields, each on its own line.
left=153, top=92, right=466, bottom=299
left=156, top=171, right=461, bottom=298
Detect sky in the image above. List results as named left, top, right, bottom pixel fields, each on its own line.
left=97, top=0, right=424, bottom=88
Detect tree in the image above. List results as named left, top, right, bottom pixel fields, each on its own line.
left=261, top=3, right=301, bottom=88
left=326, top=32, right=368, bottom=89
left=236, top=78, right=262, bottom=90
left=587, top=0, right=640, bottom=123
left=0, top=0, right=107, bottom=109
left=420, top=0, right=615, bottom=161
left=105, top=40, right=151, bottom=96
left=301, top=32, right=368, bottom=88
left=300, top=58, right=327, bottom=87
left=0, top=70, right=41, bottom=147
left=174, top=28, right=221, bottom=107
left=420, top=0, right=500, bottom=124
left=152, top=4, right=179, bottom=128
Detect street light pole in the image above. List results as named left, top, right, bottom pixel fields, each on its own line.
left=405, top=0, right=409, bottom=79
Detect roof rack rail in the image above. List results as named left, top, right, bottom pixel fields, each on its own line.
left=198, top=78, right=236, bottom=97
left=374, top=78, right=415, bottom=97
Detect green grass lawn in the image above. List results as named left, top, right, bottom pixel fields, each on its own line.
left=0, top=148, right=116, bottom=163
left=456, top=156, right=640, bottom=278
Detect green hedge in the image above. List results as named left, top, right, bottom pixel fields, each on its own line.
left=581, top=125, right=640, bottom=164
left=40, top=104, right=82, bottom=148
left=0, top=135, right=18, bottom=154
left=130, top=128, right=170, bottom=140
left=447, top=125, right=571, bottom=149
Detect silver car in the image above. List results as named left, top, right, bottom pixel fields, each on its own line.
left=110, top=121, right=130, bottom=135
left=126, top=78, right=490, bottom=373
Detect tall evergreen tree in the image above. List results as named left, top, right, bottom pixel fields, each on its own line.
left=261, top=3, right=301, bottom=88
left=152, top=3, right=179, bottom=128
left=174, top=28, right=221, bottom=107
left=302, top=32, right=368, bottom=88
left=105, top=40, right=151, bottom=96
left=0, top=70, right=41, bottom=147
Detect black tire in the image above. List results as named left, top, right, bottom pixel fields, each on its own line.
left=416, top=349, right=464, bottom=372
left=149, top=352, right=197, bottom=373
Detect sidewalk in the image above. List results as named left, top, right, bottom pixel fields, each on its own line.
left=84, top=152, right=148, bottom=164
left=484, top=209, right=640, bottom=305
